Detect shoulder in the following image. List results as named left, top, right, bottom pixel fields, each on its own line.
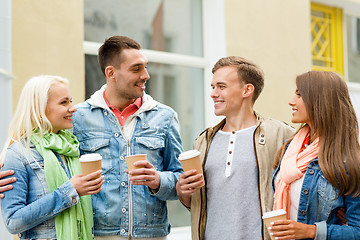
left=3, top=142, right=38, bottom=166
left=74, top=101, right=91, bottom=113
left=259, top=116, right=295, bottom=134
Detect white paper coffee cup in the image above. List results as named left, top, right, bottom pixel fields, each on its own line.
left=178, top=150, right=205, bottom=187
left=79, top=153, right=102, bottom=176
left=262, top=209, right=287, bottom=240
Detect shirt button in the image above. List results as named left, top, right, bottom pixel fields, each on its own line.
left=230, top=141, right=234, bottom=144
left=260, top=139, right=264, bottom=143
left=227, top=162, right=231, bottom=165
left=301, top=210, right=306, bottom=215
left=122, top=208, right=127, bottom=213
left=121, top=116, right=124, bottom=119
left=232, top=131, right=235, bottom=134
left=114, top=133, right=119, bottom=137
left=261, top=134, right=264, bottom=137
left=120, top=156, right=125, bottom=160
left=121, top=229, right=126, bottom=234
left=104, top=111, right=108, bottom=116
left=72, top=197, right=77, bottom=204
left=309, top=169, right=314, bottom=174
left=121, top=182, right=126, bottom=187
left=303, top=189, right=309, bottom=195
left=229, top=151, right=232, bottom=154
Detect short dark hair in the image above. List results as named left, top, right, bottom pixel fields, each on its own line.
left=97, top=36, right=141, bottom=76
left=212, top=56, right=264, bottom=102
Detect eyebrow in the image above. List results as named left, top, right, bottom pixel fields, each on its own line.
left=130, top=61, right=148, bottom=68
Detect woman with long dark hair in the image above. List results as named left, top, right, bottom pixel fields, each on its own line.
left=270, top=71, right=360, bottom=239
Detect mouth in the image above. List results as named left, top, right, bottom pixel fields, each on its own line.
left=64, top=116, right=72, bottom=120
left=136, top=81, right=146, bottom=90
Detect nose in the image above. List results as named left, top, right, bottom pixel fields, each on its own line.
left=69, top=104, right=77, bottom=113
left=141, top=68, right=150, bottom=81
left=210, top=88, right=218, bottom=99
left=288, top=96, right=296, bottom=107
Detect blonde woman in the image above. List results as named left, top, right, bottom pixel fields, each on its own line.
left=0, top=76, right=104, bottom=240
left=270, top=71, right=360, bottom=239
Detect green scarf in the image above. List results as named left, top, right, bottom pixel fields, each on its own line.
left=30, top=130, right=94, bottom=240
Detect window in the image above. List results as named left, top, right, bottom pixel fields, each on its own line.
left=346, top=15, right=360, bottom=83
left=310, top=2, right=344, bottom=76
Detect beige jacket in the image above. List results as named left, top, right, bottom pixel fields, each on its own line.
left=189, top=113, right=295, bottom=240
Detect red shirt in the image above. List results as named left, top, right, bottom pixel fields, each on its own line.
left=103, top=91, right=142, bottom=126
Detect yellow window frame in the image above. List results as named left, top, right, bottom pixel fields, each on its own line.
left=311, top=2, right=344, bottom=76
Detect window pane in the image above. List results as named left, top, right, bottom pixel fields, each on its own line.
left=146, top=63, right=205, bottom=151
left=346, top=15, right=360, bottom=83
left=84, top=0, right=203, bottom=57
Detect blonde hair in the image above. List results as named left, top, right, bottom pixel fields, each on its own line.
left=0, top=75, right=70, bottom=162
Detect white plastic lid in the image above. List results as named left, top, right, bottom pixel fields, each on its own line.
left=262, top=209, right=287, bottom=219
left=178, top=150, right=200, bottom=160
left=79, top=153, right=102, bottom=162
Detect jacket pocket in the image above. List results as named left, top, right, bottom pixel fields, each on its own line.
left=135, top=136, right=165, bottom=169
left=317, top=174, right=340, bottom=217
left=135, top=136, right=165, bottom=150
left=79, top=137, right=114, bottom=174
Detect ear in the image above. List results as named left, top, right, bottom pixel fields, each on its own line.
left=105, top=66, right=115, bottom=80
left=243, top=84, right=255, bottom=99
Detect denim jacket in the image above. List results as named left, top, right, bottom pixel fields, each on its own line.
left=1, top=142, right=79, bottom=239
left=272, top=155, right=360, bottom=240
left=72, top=85, right=183, bottom=238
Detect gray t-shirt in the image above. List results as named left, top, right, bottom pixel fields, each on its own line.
left=204, top=126, right=262, bottom=240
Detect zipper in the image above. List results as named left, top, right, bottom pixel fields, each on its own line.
left=106, top=108, right=138, bottom=239
left=127, top=139, right=133, bottom=239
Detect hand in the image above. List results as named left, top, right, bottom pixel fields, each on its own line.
left=126, top=160, right=160, bottom=190
left=70, top=170, right=104, bottom=196
left=0, top=162, right=17, bottom=199
left=336, top=207, right=347, bottom=225
left=268, top=219, right=316, bottom=239
left=176, top=170, right=203, bottom=208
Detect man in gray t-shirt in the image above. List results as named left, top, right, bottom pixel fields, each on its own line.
left=176, top=56, right=294, bottom=240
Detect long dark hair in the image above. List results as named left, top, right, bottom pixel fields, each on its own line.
left=274, top=71, right=360, bottom=196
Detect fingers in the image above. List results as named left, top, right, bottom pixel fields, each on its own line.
left=0, top=170, right=15, bottom=179
left=133, top=160, right=153, bottom=168
left=83, top=170, right=103, bottom=181
left=0, top=176, right=16, bottom=187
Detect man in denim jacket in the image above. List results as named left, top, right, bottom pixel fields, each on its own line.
left=72, top=36, right=183, bottom=239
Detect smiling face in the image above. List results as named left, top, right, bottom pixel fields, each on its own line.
left=210, top=66, right=248, bottom=118
left=111, top=48, right=150, bottom=101
left=289, top=89, right=310, bottom=125
left=45, top=83, right=76, bottom=133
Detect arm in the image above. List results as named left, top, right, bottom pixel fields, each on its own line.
left=324, top=194, right=360, bottom=239
left=0, top=162, right=16, bottom=198
left=133, top=111, right=183, bottom=201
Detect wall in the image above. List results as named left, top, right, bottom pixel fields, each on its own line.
left=12, top=0, right=85, bottom=108
left=225, top=0, right=312, bottom=125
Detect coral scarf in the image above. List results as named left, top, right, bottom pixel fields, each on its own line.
left=273, top=126, right=319, bottom=218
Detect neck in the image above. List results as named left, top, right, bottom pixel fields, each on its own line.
left=104, top=88, right=135, bottom=111
left=222, top=106, right=257, bottom=132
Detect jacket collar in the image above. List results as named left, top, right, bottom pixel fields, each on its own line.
left=205, top=111, right=263, bottom=139
left=86, top=84, right=159, bottom=115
